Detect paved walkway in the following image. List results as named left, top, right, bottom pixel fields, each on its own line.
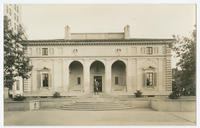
left=4, top=108, right=196, bottom=126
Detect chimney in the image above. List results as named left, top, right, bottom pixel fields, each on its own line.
left=124, top=25, right=130, bottom=39
left=65, top=25, right=71, bottom=39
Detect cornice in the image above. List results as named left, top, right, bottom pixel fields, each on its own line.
left=21, top=38, right=175, bottom=46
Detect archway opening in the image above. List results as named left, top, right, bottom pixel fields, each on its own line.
left=69, top=61, right=83, bottom=92
left=90, top=61, right=105, bottom=93
left=111, top=60, right=126, bottom=91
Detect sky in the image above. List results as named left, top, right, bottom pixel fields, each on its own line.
left=21, top=4, right=196, bottom=40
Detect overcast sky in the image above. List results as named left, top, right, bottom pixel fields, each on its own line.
left=21, top=4, right=196, bottom=40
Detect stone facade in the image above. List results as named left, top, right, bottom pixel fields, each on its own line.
left=22, top=25, right=173, bottom=96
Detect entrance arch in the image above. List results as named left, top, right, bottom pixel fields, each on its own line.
left=90, top=61, right=105, bottom=93
left=111, top=60, right=126, bottom=91
left=69, top=61, right=83, bottom=92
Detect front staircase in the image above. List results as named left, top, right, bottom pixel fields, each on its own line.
left=58, top=94, right=136, bottom=111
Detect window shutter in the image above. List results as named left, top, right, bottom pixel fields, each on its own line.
left=144, top=72, right=147, bottom=86
left=49, top=73, right=51, bottom=88
left=154, top=72, right=157, bottom=87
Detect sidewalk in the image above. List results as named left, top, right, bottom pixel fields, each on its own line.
left=4, top=108, right=196, bottom=126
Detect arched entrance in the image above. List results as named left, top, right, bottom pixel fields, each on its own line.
left=90, top=61, right=105, bottom=93
left=69, top=61, right=83, bottom=92
left=111, top=60, right=126, bottom=91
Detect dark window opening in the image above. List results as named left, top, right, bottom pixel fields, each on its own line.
left=42, top=73, right=49, bottom=87
left=42, top=48, right=48, bottom=55
left=77, top=77, right=81, bottom=85
left=115, top=77, right=119, bottom=85
left=146, top=72, right=153, bottom=86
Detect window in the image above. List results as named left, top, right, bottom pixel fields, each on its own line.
left=42, top=48, right=48, bottom=55
left=77, top=77, right=81, bottom=85
left=6, top=6, right=9, bottom=13
left=146, top=47, right=153, bottom=54
left=16, top=80, right=20, bottom=90
left=42, top=73, right=49, bottom=87
left=9, top=8, right=11, bottom=16
left=115, top=77, right=119, bottom=85
left=146, top=72, right=153, bottom=87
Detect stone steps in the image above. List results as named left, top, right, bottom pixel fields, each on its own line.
left=59, top=101, right=134, bottom=111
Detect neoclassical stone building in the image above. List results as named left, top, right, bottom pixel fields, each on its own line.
left=22, top=25, right=173, bottom=96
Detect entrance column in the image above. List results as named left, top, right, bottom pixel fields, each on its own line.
left=105, top=60, right=112, bottom=94
left=83, top=60, right=90, bottom=94
left=63, top=60, right=70, bottom=92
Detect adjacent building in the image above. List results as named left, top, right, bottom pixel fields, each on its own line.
left=22, top=25, right=173, bottom=96
left=4, top=4, right=27, bottom=97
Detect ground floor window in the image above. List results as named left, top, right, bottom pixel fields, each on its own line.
left=16, top=80, right=20, bottom=90
left=115, top=76, right=119, bottom=85
left=146, top=72, right=153, bottom=86
left=42, top=73, right=49, bottom=87
left=77, top=77, right=81, bottom=85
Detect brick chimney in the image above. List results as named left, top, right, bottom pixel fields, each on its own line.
left=65, top=25, right=71, bottom=39
left=124, top=25, right=130, bottom=39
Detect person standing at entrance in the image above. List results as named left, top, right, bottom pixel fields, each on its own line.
left=94, top=79, right=99, bottom=95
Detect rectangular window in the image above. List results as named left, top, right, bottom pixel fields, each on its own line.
left=77, top=77, right=81, bottom=85
left=146, top=47, right=153, bottom=54
left=42, top=73, right=49, bottom=87
left=16, top=80, right=20, bottom=90
left=115, top=77, right=119, bottom=85
left=9, top=8, right=11, bottom=16
left=42, top=48, right=48, bottom=55
left=6, top=6, right=9, bottom=13
left=146, top=72, right=153, bottom=86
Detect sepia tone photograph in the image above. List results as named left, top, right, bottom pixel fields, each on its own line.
left=3, top=3, right=197, bottom=126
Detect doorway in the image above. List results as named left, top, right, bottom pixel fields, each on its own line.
left=94, top=76, right=102, bottom=92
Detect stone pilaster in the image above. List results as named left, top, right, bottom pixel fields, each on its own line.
left=63, top=59, right=70, bottom=92
left=105, top=60, right=112, bottom=94
left=126, top=58, right=133, bottom=93
left=165, top=44, right=172, bottom=92
left=83, top=60, right=90, bottom=94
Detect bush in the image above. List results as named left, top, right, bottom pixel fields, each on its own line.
left=13, top=94, right=26, bottom=101
left=134, top=90, right=142, bottom=97
left=53, top=92, right=61, bottom=98
left=168, top=91, right=181, bottom=99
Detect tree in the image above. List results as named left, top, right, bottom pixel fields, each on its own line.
left=172, top=27, right=196, bottom=96
left=4, top=16, right=32, bottom=90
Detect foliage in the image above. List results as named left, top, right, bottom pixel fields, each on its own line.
left=172, top=27, right=196, bottom=96
left=53, top=92, right=61, bottom=98
left=134, top=90, right=142, bottom=97
left=4, top=16, right=33, bottom=89
left=13, top=94, right=26, bottom=101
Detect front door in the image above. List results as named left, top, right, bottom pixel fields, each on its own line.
left=94, top=76, right=102, bottom=92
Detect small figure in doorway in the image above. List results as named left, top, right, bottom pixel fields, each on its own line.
left=94, top=79, right=99, bottom=95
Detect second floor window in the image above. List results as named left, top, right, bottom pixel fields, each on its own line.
left=146, top=47, right=153, bottom=54
left=42, top=48, right=48, bottom=55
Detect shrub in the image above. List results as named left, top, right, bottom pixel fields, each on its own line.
left=13, top=94, right=26, bottom=101
left=168, top=91, right=181, bottom=99
left=53, top=92, right=61, bottom=98
left=134, top=90, right=142, bottom=97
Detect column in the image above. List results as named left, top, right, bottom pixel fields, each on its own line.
left=105, top=60, right=112, bottom=94
left=126, top=58, right=133, bottom=93
left=83, top=61, right=90, bottom=94
left=63, top=60, right=70, bottom=92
